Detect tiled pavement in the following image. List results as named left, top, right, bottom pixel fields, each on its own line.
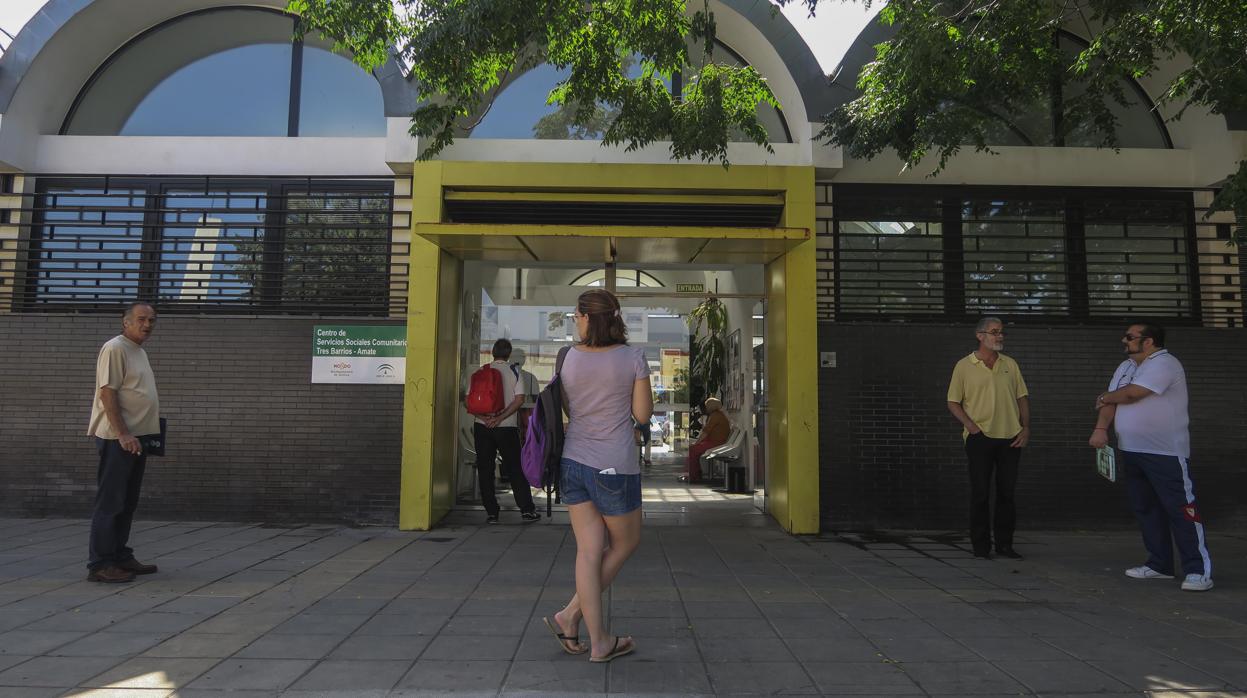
left=1, top=515, right=1245, bottom=696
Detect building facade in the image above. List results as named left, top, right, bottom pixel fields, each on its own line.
left=1, top=0, right=1243, bottom=532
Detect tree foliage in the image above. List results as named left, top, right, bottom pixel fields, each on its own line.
left=794, top=0, right=1247, bottom=235
left=289, top=0, right=1247, bottom=231
left=287, top=0, right=778, bottom=164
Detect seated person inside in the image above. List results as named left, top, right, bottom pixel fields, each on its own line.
left=682, top=397, right=729, bottom=483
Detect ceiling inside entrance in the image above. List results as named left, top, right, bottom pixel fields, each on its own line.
left=423, top=189, right=806, bottom=264
left=418, top=227, right=804, bottom=265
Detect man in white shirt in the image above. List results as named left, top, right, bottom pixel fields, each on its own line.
left=472, top=338, right=538, bottom=524
left=1089, top=322, right=1213, bottom=591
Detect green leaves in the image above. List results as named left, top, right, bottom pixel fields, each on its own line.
left=688, top=297, right=729, bottom=400
left=814, top=0, right=1247, bottom=229
left=289, top=0, right=779, bottom=163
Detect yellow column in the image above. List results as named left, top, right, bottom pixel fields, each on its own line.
left=400, top=162, right=459, bottom=530
left=765, top=167, right=820, bottom=534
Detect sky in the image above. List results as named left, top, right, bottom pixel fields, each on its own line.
left=0, top=0, right=877, bottom=75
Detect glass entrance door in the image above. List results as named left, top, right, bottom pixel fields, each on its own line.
left=454, top=260, right=767, bottom=520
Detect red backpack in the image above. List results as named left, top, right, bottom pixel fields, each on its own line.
left=466, top=364, right=505, bottom=416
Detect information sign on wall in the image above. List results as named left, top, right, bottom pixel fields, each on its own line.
left=312, top=325, right=406, bottom=384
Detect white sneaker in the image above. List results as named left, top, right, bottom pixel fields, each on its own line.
left=1125, top=566, right=1173, bottom=579
left=1181, top=574, right=1214, bottom=591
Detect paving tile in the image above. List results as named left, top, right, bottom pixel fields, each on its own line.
left=420, top=634, right=520, bottom=661
left=0, top=656, right=122, bottom=688
left=329, top=634, right=432, bottom=660
left=607, top=660, right=712, bottom=694
left=303, top=597, right=389, bottom=615
left=62, top=688, right=173, bottom=697
left=768, top=616, right=864, bottom=639
left=49, top=632, right=167, bottom=657
left=103, top=613, right=207, bottom=636
left=898, top=660, right=1029, bottom=694
left=188, top=612, right=291, bottom=636
left=611, top=616, right=694, bottom=638
left=1043, top=634, right=1175, bottom=662
left=0, top=631, right=87, bottom=655
left=609, top=600, right=686, bottom=618
left=706, top=661, right=819, bottom=695
left=233, top=632, right=346, bottom=659
left=996, top=659, right=1134, bottom=693
left=849, top=618, right=945, bottom=640
left=141, top=633, right=253, bottom=658
left=22, top=612, right=135, bottom=634
left=689, top=616, right=777, bottom=639
left=502, top=659, right=606, bottom=694
left=5, top=689, right=87, bottom=698
left=787, top=637, right=885, bottom=663
left=958, top=635, right=1071, bottom=661
left=377, top=598, right=461, bottom=616
left=873, top=636, right=980, bottom=662
left=81, top=657, right=219, bottom=689
left=697, top=636, right=795, bottom=663
left=683, top=601, right=763, bottom=619
left=1088, top=659, right=1230, bottom=691
left=441, top=613, right=530, bottom=636
left=354, top=613, right=446, bottom=636
left=183, top=658, right=315, bottom=691
left=623, top=636, right=701, bottom=662
left=287, top=659, right=411, bottom=691
left=0, top=655, right=33, bottom=672
left=455, top=599, right=533, bottom=616
left=394, top=659, right=508, bottom=693
left=803, top=661, right=923, bottom=695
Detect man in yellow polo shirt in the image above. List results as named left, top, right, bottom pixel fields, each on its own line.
left=947, top=316, right=1030, bottom=560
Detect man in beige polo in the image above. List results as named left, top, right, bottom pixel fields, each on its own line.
left=86, top=302, right=161, bottom=583
left=947, top=316, right=1030, bottom=560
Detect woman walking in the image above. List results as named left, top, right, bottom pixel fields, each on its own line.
left=543, top=288, right=651, bottom=663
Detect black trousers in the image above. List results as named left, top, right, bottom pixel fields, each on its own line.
left=473, top=424, right=535, bottom=516
left=964, top=433, right=1021, bottom=553
left=88, top=438, right=147, bottom=570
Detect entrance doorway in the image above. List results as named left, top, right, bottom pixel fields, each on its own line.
left=452, top=260, right=768, bottom=525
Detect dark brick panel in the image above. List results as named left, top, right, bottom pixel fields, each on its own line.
left=0, top=315, right=403, bottom=525
left=818, top=323, right=1247, bottom=532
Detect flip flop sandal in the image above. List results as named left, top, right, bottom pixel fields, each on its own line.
left=542, top=616, right=587, bottom=655
left=589, top=636, right=635, bottom=663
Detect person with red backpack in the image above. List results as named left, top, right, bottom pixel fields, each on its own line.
left=466, top=338, right=538, bottom=524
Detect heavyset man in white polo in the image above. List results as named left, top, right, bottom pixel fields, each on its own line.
left=1089, top=322, right=1214, bottom=592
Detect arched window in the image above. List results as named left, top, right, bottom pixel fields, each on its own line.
left=62, top=8, right=385, bottom=137
left=471, top=41, right=791, bottom=143
left=974, top=33, right=1171, bottom=149
left=569, top=269, right=665, bottom=288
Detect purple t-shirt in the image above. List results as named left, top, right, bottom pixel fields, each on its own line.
left=561, top=344, right=649, bottom=475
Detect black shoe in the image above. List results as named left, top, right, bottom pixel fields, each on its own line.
left=521, top=512, right=540, bottom=523
left=973, top=550, right=992, bottom=559
left=996, top=547, right=1023, bottom=560
left=486, top=514, right=499, bottom=525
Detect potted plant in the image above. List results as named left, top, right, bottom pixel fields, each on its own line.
left=687, top=296, right=728, bottom=404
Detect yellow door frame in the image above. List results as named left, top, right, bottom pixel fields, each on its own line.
left=400, top=160, right=819, bottom=534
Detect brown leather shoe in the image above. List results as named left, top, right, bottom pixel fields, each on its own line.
left=87, top=565, right=135, bottom=583
left=117, top=558, right=158, bottom=575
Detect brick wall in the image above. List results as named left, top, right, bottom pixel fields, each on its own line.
left=0, top=315, right=403, bottom=524
left=818, top=322, right=1247, bottom=531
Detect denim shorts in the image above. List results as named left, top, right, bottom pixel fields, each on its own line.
left=560, top=457, right=642, bottom=516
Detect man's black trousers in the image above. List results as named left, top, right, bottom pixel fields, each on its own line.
left=473, top=424, right=535, bottom=516
left=964, top=433, right=1021, bottom=554
left=89, top=438, right=147, bottom=570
